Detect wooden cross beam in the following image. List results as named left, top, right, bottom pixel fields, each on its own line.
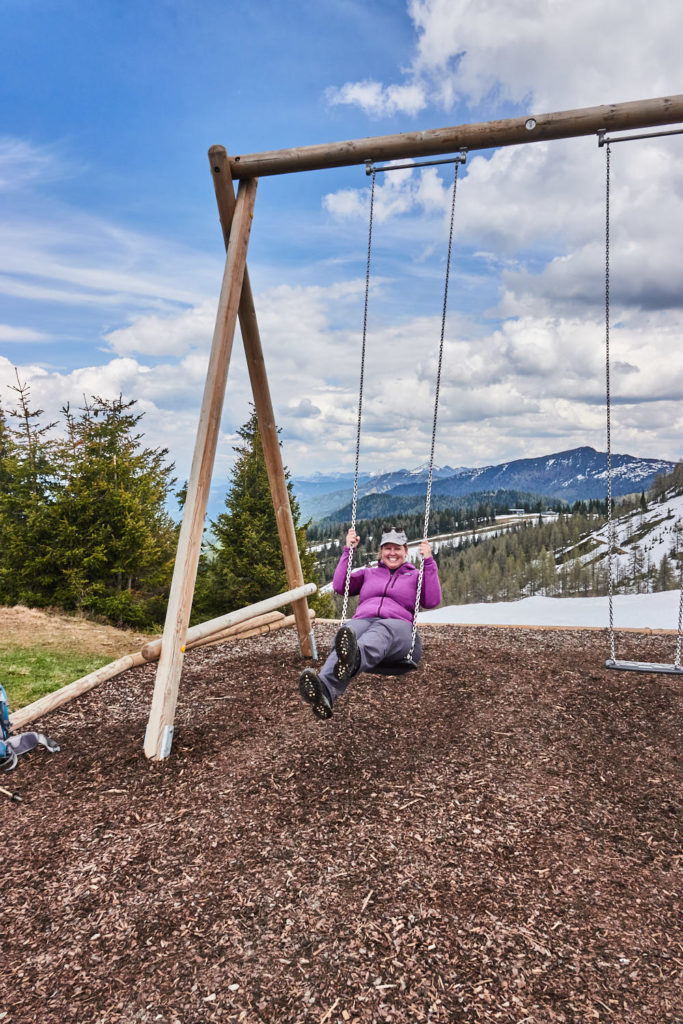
left=226, top=94, right=683, bottom=178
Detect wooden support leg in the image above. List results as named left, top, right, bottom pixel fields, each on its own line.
left=209, top=145, right=314, bottom=658
left=144, top=177, right=258, bottom=761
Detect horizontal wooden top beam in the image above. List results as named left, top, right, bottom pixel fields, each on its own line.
left=215, top=94, right=683, bottom=180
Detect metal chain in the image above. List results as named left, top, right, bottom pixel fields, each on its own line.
left=341, top=170, right=376, bottom=624
left=676, top=562, right=683, bottom=668
left=408, top=159, right=461, bottom=659
left=604, top=141, right=616, bottom=662
left=603, top=138, right=683, bottom=667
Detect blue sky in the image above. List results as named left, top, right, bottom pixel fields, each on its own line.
left=2, top=0, right=683, bottom=489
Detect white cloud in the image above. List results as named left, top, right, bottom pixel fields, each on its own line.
left=322, top=188, right=368, bottom=221
left=4, top=269, right=683, bottom=482
left=0, top=323, right=50, bottom=342
left=325, top=80, right=427, bottom=118
left=105, top=301, right=217, bottom=357
left=288, top=398, right=322, bottom=419
left=323, top=162, right=457, bottom=236
left=328, top=1, right=683, bottom=118
left=324, top=166, right=418, bottom=224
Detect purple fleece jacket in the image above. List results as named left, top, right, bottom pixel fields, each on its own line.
left=332, top=547, right=442, bottom=623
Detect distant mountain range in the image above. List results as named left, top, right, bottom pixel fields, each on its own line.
left=292, top=446, right=676, bottom=523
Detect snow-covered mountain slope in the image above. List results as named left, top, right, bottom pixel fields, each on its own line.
left=421, top=491, right=683, bottom=629
left=570, top=491, right=683, bottom=584
left=398, top=447, right=675, bottom=503
left=294, top=447, right=676, bottom=521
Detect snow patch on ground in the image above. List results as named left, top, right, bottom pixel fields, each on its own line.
left=420, top=590, right=682, bottom=630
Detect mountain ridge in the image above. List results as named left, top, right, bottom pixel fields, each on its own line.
left=293, top=446, right=676, bottom=522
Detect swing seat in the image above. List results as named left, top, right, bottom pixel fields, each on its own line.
left=367, top=657, right=419, bottom=678
left=606, top=659, right=683, bottom=675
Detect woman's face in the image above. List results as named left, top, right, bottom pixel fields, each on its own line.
left=380, top=543, right=408, bottom=569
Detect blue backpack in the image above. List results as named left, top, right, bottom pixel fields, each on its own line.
left=0, top=683, right=13, bottom=769
left=0, top=685, right=60, bottom=772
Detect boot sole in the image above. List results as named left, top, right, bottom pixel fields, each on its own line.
left=299, top=669, right=332, bottom=720
left=333, top=626, right=358, bottom=683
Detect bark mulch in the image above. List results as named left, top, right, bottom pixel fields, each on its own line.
left=2, top=623, right=681, bottom=1024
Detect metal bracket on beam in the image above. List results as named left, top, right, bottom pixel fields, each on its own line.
left=598, top=126, right=683, bottom=147
left=365, top=150, right=467, bottom=175
left=297, top=629, right=318, bottom=660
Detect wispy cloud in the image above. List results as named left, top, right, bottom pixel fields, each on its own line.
left=0, top=215, right=219, bottom=313
left=0, top=137, right=71, bottom=191
left=0, top=323, right=50, bottom=342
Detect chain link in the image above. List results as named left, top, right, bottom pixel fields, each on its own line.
left=604, top=141, right=616, bottom=662
left=342, top=158, right=461, bottom=653
left=676, top=562, right=683, bottom=668
left=604, top=140, right=683, bottom=666
left=341, top=170, right=376, bottom=624
left=408, top=159, right=461, bottom=659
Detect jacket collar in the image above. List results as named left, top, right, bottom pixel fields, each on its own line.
left=378, top=560, right=416, bottom=574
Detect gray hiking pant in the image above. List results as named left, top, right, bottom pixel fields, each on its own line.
left=319, top=616, right=422, bottom=704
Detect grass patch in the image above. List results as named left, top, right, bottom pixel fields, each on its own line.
left=0, top=647, right=110, bottom=711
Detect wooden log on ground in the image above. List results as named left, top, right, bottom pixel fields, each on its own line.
left=184, top=610, right=285, bottom=650
left=9, top=651, right=147, bottom=731
left=141, top=582, right=317, bottom=662
left=10, top=602, right=315, bottom=730
left=190, top=609, right=315, bottom=651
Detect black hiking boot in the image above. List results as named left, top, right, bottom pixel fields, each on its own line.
left=333, top=625, right=360, bottom=684
left=299, top=669, right=333, bottom=720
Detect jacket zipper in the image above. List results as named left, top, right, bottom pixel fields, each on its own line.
left=377, top=570, right=391, bottom=617
left=377, top=565, right=410, bottom=617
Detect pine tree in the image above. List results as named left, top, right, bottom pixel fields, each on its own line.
left=0, top=375, right=58, bottom=605
left=0, top=383, right=178, bottom=625
left=0, top=401, right=15, bottom=596
left=192, top=410, right=333, bottom=622
left=656, top=553, right=675, bottom=592
left=48, top=396, right=178, bottom=624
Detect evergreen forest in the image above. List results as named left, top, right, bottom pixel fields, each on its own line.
left=312, top=480, right=682, bottom=613
left=0, top=378, right=178, bottom=627
left=0, top=381, right=329, bottom=628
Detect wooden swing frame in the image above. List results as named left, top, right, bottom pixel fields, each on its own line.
left=143, top=93, right=683, bottom=760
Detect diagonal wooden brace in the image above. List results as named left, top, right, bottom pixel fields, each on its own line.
left=144, top=177, right=258, bottom=761
left=208, top=145, right=314, bottom=661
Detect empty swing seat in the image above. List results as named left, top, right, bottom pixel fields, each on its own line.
left=606, top=659, right=683, bottom=675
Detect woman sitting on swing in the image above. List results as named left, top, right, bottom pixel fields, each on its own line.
left=299, top=526, right=442, bottom=720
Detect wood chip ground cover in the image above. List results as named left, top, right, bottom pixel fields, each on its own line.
left=2, top=624, right=681, bottom=1023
